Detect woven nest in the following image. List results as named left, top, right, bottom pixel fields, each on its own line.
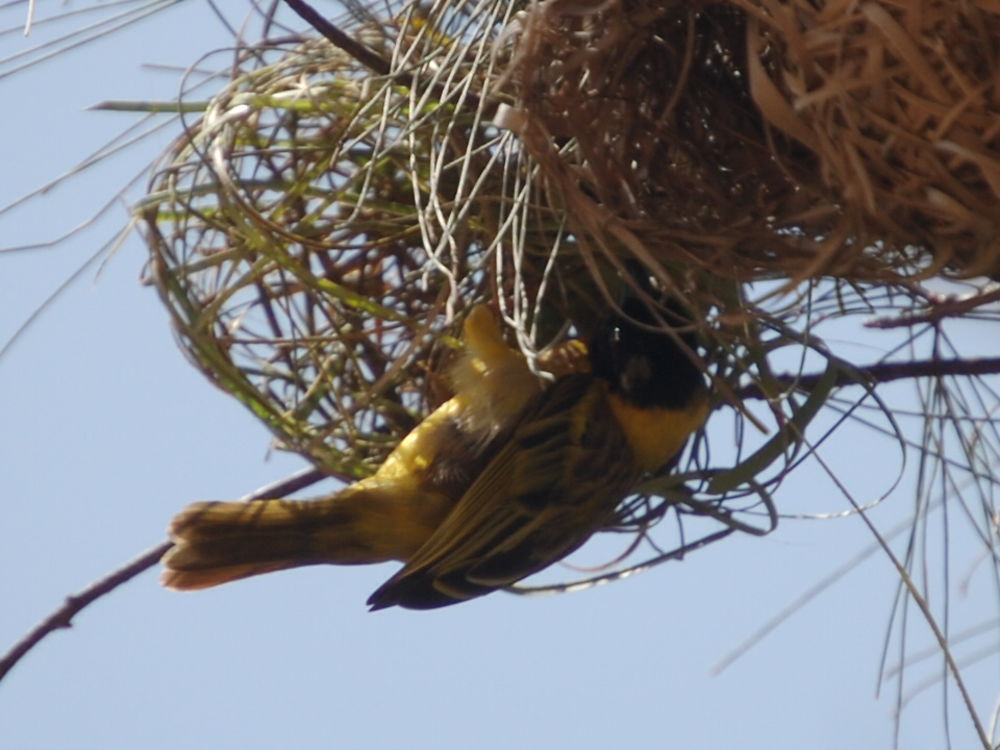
left=138, top=0, right=1000, bottom=587
left=142, top=35, right=478, bottom=478
left=502, top=0, right=1000, bottom=283
left=139, top=8, right=611, bottom=479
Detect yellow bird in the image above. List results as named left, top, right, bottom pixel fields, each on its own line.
left=162, top=286, right=708, bottom=609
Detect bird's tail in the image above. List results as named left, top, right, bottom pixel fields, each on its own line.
left=161, top=482, right=451, bottom=591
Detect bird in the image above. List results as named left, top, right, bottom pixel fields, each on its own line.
left=161, top=304, right=582, bottom=591
left=162, top=278, right=709, bottom=610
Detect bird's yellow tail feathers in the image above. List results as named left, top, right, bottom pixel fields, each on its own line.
left=161, top=484, right=453, bottom=591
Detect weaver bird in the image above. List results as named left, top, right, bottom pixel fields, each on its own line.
left=162, top=286, right=708, bottom=609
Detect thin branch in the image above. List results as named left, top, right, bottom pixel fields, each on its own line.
left=866, top=288, right=1000, bottom=329
left=0, top=542, right=171, bottom=685
left=735, top=356, right=1000, bottom=401
left=0, top=466, right=326, bottom=684
left=279, top=0, right=485, bottom=113
left=281, top=0, right=390, bottom=75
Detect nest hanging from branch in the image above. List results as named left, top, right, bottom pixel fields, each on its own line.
left=501, top=0, right=1000, bottom=284
left=138, top=3, right=753, bottom=592
left=138, top=0, right=1000, bottom=597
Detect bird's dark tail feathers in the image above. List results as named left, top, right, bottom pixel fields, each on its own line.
left=161, top=483, right=452, bottom=591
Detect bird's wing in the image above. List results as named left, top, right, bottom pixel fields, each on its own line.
left=366, top=373, right=640, bottom=610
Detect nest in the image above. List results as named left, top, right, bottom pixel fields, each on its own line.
left=139, top=0, right=1000, bottom=590
left=143, top=37, right=468, bottom=477
left=140, top=7, right=599, bottom=481
left=503, top=0, right=1000, bottom=283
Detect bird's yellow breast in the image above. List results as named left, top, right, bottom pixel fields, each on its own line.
left=607, top=388, right=708, bottom=471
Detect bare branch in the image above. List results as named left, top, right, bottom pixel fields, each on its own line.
left=735, top=356, right=1000, bottom=400
left=0, top=466, right=326, bottom=684
left=866, top=289, right=1000, bottom=329
left=281, top=0, right=390, bottom=75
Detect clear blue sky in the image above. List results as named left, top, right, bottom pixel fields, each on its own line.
left=1, top=3, right=996, bottom=749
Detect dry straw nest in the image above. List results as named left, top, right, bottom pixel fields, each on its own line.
left=504, top=0, right=1000, bottom=283
left=139, top=0, right=1000, bottom=583
left=140, top=6, right=594, bottom=485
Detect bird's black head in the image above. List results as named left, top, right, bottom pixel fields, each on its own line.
left=588, top=286, right=705, bottom=410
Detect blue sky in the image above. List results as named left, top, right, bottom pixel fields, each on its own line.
left=1, top=3, right=997, bottom=749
